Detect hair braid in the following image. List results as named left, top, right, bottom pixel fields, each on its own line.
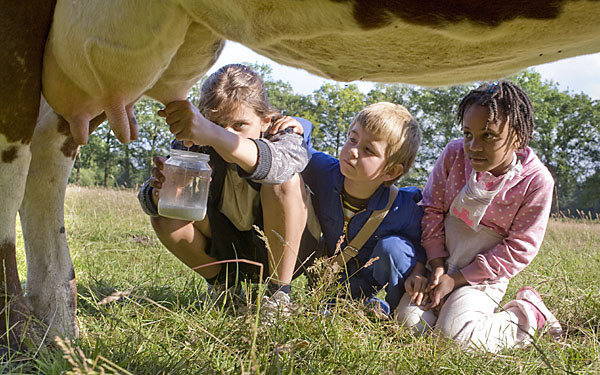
left=457, top=80, right=535, bottom=149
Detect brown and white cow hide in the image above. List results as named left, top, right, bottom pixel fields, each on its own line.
left=1, top=0, right=599, bottom=347
left=45, top=0, right=600, bottom=145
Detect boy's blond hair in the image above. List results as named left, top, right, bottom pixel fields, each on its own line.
left=351, top=102, right=421, bottom=186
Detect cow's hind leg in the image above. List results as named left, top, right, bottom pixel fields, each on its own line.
left=19, top=99, right=82, bottom=340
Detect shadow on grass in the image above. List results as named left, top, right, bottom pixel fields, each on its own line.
left=76, top=276, right=211, bottom=316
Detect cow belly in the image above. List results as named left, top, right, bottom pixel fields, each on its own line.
left=185, top=0, right=600, bottom=85
left=42, top=0, right=192, bottom=144
left=145, top=21, right=225, bottom=104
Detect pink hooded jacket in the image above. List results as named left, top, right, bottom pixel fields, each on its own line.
left=421, top=139, right=554, bottom=284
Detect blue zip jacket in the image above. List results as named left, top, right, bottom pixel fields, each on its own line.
left=302, top=150, right=426, bottom=309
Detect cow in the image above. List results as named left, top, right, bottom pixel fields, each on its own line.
left=1, top=0, right=599, bottom=349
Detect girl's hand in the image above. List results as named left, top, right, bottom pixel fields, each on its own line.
left=149, top=156, right=167, bottom=204
left=425, top=272, right=468, bottom=310
left=267, top=116, right=303, bottom=135
left=405, top=274, right=428, bottom=306
left=159, top=100, right=214, bottom=147
left=426, top=258, right=446, bottom=292
left=404, top=262, right=428, bottom=305
left=425, top=274, right=454, bottom=310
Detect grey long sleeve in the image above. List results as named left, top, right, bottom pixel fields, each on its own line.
left=239, top=128, right=309, bottom=185
left=138, top=180, right=159, bottom=217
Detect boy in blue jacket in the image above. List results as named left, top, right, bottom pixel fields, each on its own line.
left=302, top=102, right=425, bottom=312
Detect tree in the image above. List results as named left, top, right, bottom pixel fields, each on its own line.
left=267, top=80, right=318, bottom=125
left=312, top=83, right=365, bottom=156
left=133, top=97, right=172, bottom=181
left=515, top=70, right=600, bottom=211
left=66, top=63, right=600, bottom=217
left=365, top=83, right=412, bottom=106
left=572, top=170, right=600, bottom=215
left=245, top=63, right=319, bottom=129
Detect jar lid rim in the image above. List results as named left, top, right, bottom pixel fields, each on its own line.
left=170, top=148, right=210, bottom=161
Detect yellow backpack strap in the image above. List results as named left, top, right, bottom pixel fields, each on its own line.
left=334, top=186, right=399, bottom=268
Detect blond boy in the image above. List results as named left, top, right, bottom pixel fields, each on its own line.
left=301, top=102, right=426, bottom=312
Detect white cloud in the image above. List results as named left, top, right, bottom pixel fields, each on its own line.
left=533, top=54, right=600, bottom=99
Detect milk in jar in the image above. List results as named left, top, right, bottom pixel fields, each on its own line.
left=158, top=149, right=211, bottom=221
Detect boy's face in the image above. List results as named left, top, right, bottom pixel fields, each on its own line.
left=462, top=104, right=518, bottom=176
left=220, top=104, right=270, bottom=139
left=339, top=123, right=402, bottom=187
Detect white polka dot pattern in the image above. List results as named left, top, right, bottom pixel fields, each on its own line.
left=420, top=139, right=554, bottom=284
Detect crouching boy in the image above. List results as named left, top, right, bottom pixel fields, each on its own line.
left=302, top=102, right=425, bottom=313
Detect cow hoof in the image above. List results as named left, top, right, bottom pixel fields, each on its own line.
left=0, top=295, right=44, bottom=354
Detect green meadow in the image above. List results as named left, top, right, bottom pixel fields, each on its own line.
left=8, top=186, right=600, bottom=374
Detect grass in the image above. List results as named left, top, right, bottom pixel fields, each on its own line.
left=4, top=185, right=600, bottom=374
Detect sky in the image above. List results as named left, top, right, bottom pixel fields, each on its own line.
left=208, top=42, right=600, bottom=100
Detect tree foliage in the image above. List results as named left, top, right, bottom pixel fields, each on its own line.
left=312, top=83, right=365, bottom=157
left=514, top=71, right=600, bottom=212
left=68, top=65, right=600, bottom=215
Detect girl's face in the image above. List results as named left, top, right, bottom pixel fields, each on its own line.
left=462, top=105, right=519, bottom=176
left=221, top=104, right=270, bottom=139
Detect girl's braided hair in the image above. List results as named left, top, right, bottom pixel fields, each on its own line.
left=457, top=80, right=535, bottom=149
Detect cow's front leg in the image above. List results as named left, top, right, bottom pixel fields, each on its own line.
left=0, top=139, right=40, bottom=351
left=19, top=99, right=80, bottom=339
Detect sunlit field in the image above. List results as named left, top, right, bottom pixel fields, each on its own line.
left=8, top=185, right=600, bottom=374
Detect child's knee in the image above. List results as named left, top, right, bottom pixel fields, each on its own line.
left=265, top=173, right=304, bottom=197
left=150, top=216, right=181, bottom=245
left=150, top=215, right=204, bottom=244
left=395, top=293, right=436, bottom=335
left=435, top=289, right=480, bottom=341
left=261, top=174, right=306, bottom=209
left=372, top=236, right=416, bottom=276
left=435, top=312, right=468, bottom=340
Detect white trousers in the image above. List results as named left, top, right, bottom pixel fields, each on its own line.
left=395, top=281, right=538, bottom=352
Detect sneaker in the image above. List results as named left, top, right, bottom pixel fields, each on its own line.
left=516, top=286, right=563, bottom=340
left=365, top=297, right=390, bottom=319
left=260, top=290, right=294, bottom=327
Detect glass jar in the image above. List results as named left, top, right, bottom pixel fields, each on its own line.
left=158, top=149, right=211, bottom=221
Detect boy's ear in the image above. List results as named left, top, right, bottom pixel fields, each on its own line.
left=382, top=163, right=404, bottom=182
left=261, top=116, right=272, bottom=132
